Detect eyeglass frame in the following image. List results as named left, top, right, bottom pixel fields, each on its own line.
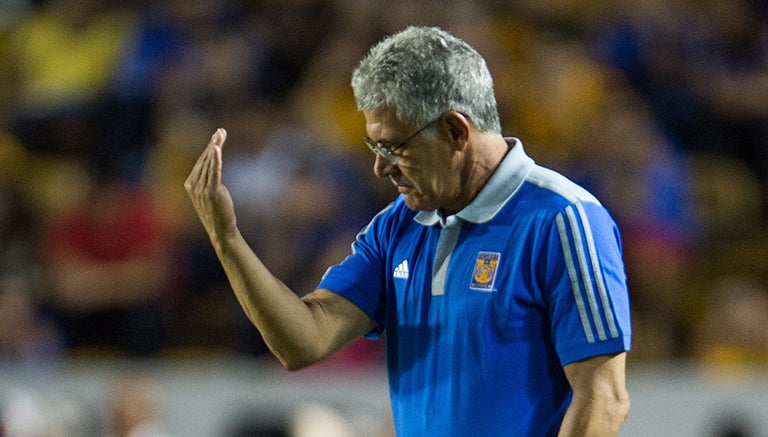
left=363, top=114, right=442, bottom=165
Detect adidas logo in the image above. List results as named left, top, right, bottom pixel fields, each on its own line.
left=393, top=260, right=409, bottom=279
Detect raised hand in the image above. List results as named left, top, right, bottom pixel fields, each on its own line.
left=184, top=128, right=238, bottom=243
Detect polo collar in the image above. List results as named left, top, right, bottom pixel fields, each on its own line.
left=415, top=137, right=533, bottom=227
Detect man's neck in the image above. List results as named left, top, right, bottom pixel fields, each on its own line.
left=442, top=133, right=510, bottom=216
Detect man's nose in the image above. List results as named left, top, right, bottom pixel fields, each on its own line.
left=373, top=154, right=397, bottom=178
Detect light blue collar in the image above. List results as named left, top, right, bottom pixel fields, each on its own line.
left=415, top=137, right=533, bottom=227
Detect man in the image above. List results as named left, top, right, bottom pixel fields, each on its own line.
left=185, top=26, right=631, bottom=436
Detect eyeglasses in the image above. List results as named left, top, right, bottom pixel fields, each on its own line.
left=364, top=115, right=440, bottom=165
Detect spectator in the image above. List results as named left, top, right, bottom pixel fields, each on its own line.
left=42, top=172, right=175, bottom=356
left=8, top=0, right=135, bottom=165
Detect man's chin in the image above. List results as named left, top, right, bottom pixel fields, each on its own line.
left=402, top=193, right=434, bottom=212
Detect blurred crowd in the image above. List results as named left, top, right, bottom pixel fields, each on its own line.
left=0, top=0, right=767, bottom=374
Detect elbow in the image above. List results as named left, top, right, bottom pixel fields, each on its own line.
left=611, top=390, right=631, bottom=430
left=261, top=331, right=326, bottom=371
left=278, top=356, right=314, bottom=372
left=620, top=394, right=631, bottom=422
left=272, top=347, right=326, bottom=372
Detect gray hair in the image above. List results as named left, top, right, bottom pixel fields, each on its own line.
left=351, top=26, right=502, bottom=134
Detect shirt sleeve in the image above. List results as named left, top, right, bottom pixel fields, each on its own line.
left=317, top=206, right=392, bottom=339
left=544, top=201, right=632, bottom=366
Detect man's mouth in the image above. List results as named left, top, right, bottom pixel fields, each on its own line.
left=391, top=181, right=414, bottom=194
left=390, top=176, right=412, bottom=191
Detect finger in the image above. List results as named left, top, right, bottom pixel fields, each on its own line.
left=199, top=148, right=212, bottom=189
left=206, top=145, right=220, bottom=188
left=213, top=128, right=227, bottom=149
left=203, top=146, right=219, bottom=187
left=186, top=130, right=218, bottom=189
left=206, top=129, right=218, bottom=149
left=208, top=128, right=227, bottom=187
left=185, top=157, right=203, bottom=192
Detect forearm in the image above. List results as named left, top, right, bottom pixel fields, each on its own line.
left=557, top=392, right=630, bottom=436
left=184, top=128, right=365, bottom=369
left=559, top=353, right=631, bottom=436
left=211, top=230, right=335, bottom=369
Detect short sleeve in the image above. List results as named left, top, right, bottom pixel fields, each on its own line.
left=543, top=201, right=632, bottom=366
left=318, top=209, right=391, bottom=338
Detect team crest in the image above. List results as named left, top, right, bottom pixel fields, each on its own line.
left=470, top=251, right=501, bottom=291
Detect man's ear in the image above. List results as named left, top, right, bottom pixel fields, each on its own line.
left=442, top=111, right=471, bottom=150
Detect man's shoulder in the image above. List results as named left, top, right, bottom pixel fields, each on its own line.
left=519, top=165, right=602, bottom=209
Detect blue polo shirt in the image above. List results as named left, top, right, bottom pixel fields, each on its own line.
left=318, top=139, right=631, bottom=436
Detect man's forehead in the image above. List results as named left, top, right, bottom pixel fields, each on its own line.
left=363, top=106, right=397, bottom=121
left=364, top=107, right=408, bottom=132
